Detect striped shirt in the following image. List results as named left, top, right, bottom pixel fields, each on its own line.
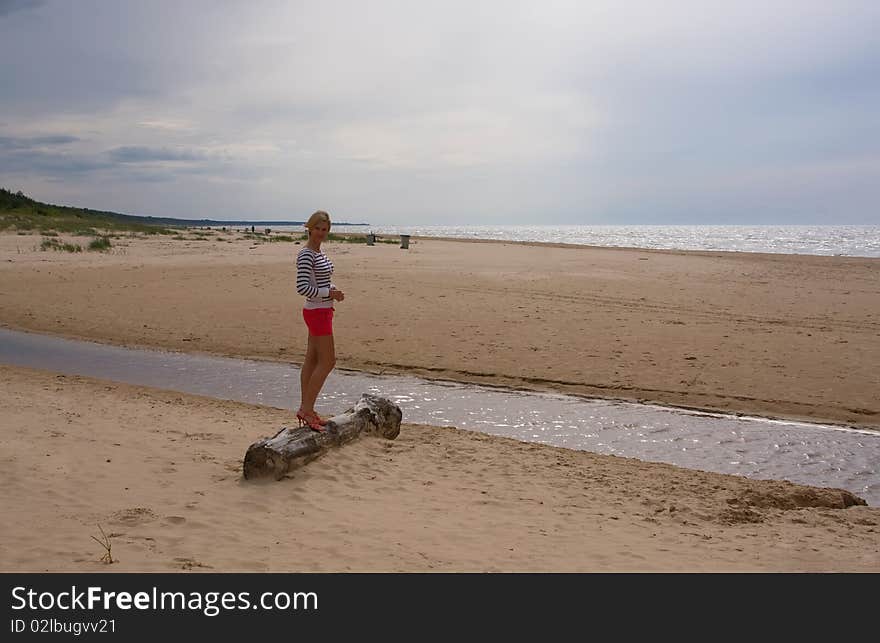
left=296, top=246, right=335, bottom=309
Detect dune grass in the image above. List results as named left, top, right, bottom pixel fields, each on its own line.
left=1, top=187, right=178, bottom=236
left=88, top=235, right=112, bottom=251
left=3, top=188, right=383, bottom=247
left=40, top=237, right=82, bottom=252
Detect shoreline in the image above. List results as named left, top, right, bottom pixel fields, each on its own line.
left=333, top=231, right=880, bottom=261
left=2, top=230, right=878, bottom=430
left=3, top=317, right=876, bottom=433
left=1, top=321, right=875, bottom=436
left=3, top=229, right=879, bottom=571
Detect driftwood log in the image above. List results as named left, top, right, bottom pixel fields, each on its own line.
left=243, top=393, right=402, bottom=480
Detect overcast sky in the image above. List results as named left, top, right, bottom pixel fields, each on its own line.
left=1, top=0, right=878, bottom=224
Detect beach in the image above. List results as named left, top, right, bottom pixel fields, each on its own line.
left=1, top=230, right=878, bottom=428
left=1, top=230, right=879, bottom=571
left=1, top=363, right=877, bottom=572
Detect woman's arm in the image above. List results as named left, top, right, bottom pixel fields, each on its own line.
left=296, top=252, right=330, bottom=298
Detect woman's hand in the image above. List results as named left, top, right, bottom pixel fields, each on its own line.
left=329, top=286, right=345, bottom=301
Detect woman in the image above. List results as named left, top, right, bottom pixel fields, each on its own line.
left=295, top=210, right=345, bottom=431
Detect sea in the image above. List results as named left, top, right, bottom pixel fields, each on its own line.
left=270, top=224, right=880, bottom=258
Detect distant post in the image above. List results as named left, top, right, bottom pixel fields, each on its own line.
left=400, top=234, right=410, bottom=249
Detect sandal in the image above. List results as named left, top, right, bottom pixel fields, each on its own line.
left=299, top=406, right=330, bottom=424
left=296, top=407, right=327, bottom=432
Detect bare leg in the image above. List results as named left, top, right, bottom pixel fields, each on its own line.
left=299, top=333, right=319, bottom=410
left=301, top=333, right=336, bottom=412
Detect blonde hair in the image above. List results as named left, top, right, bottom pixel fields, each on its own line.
left=305, top=210, right=331, bottom=237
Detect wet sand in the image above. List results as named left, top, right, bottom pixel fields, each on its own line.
left=1, top=363, right=877, bottom=572
left=1, top=229, right=879, bottom=571
left=1, top=230, right=878, bottom=429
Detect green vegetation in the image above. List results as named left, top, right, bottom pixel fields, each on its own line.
left=40, top=237, right=82, bottom=253
left=2, top=188, right=378, bottom=248
left=72, top=227, right=99, bottom=236
left=88, top=235, right=112, bottom=251
left=1, top=187, right=179, bottom=236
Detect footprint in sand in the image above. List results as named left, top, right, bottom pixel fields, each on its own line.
left=109, top=507, right=157, bottom=526
left=173, top=556, right=212, bottom=570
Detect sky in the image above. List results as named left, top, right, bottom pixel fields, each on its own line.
left=1, top=0, right=878, bottom=225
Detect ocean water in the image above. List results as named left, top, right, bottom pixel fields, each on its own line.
left=274, top=224, right=880, bottom=258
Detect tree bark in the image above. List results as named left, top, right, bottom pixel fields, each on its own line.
left=243, top=393, right=402, bottom=480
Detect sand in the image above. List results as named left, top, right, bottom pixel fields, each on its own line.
left=1, top=229, right=879, bottom=572
left=1, top=364, right=877, bottom=572
left=1, top=230, right=878, bottom=429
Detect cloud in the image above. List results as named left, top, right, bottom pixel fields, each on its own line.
left=136, top=119, right=196, bottom=132
left=1, top=0, right=878, bottom=223
left=0, top=134, right=105, bottom=177
left=107, top=145, right=209, bottom=163
left=0, top=134, right=78, bottom=149
left=0, top=135, right=270, bottom=190
left=327, top=90, right=597, bottom=170
left=0, top=0, right=44, bottom=17
left=0, top=149, right=113, bottom=175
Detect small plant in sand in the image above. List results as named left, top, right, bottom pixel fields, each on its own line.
left=91, top=523, right=117, bottom=564
left=39, top=237, right=82, bottom=252
left=88, top=235, right=112, bottom=251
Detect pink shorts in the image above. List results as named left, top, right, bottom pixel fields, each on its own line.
left=302, top=307, right=334, bottom=336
